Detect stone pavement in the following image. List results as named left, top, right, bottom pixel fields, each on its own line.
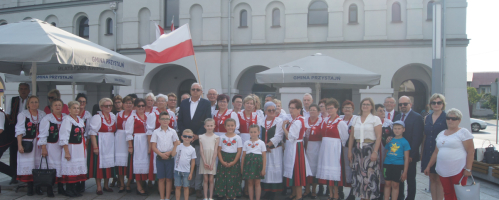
left=1, top=149, right=498, bottom=199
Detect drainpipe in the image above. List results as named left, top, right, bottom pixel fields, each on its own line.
left=111, top=2, right=118, bottom=95
left=228, top=0, right=233, bottom=107
left=442, top=0, right=446, bottom=95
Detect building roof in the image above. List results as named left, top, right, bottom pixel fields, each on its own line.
left=470, top=72, right=499, bottom=88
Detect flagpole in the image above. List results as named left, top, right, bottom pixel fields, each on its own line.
left=186, top=24, right=203, bottom=97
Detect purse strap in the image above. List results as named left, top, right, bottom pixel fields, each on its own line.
left=482, top=139, right=493, bottom=148
left=39, top=156, right=49, bottom=169
left=458, top=174, right=476, bottom=186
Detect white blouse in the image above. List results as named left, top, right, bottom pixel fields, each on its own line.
left=38, top=113, right=67, bottom=145
left=339, top=115, right=359, bottom=128
left=352, top=114, right=382, bottom=147
left=218, top=134, right=243, bottom=153
left=89, top=111, right=117, bottom=136
left=146, top=109, right=176, bottom=135
left=58, top=115, right=85, bottom=146
left=15, top=109, right=46, bottom=137
left=125, top=112, right=147, bottom=141
left=435, top=128, right=474, bottom=177
left=243, top=140, right=266, bottom=155
left=257, top=116, right=284, bottom=147
left=287, top=116, right=304, bottom=142
left=79, top=110, right=92, bottom=137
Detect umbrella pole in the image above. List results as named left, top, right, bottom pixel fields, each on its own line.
left=315, top=83, right=321, bottom=103
left=72, top=82, right=76, bottom=100
left=31, top=62, right=37, bottom=96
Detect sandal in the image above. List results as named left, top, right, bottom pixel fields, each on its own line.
left=302, top=192, right=311, bottom=198
left=285, top=195, right=296, bottom=200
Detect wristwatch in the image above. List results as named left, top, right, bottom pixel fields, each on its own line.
left=465, top=168, right=471, bottom=172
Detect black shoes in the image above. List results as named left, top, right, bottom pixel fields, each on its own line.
left=47, top=186, right=55, bottom=197
left=27, top=182, right=34, bottom=196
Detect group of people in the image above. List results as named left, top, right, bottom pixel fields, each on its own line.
left=0, top=82, right=475, bottom=200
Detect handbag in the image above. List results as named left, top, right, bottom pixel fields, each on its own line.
left=21, top=138, right=35, bottom=153
left=32, top=157, right=56, bottom=187
left=454, top=174, right=480, bottom=200
left=475, top=140, right=493, bottom=161
left=483, top=146, right=498, bottom=164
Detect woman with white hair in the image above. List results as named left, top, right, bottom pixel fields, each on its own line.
left=424, top=108, right=474, bottom=200
left=88, top=98, right=117, bottom=195
left=258, top=101, right=284, bottom=200
left=144, top=92, right=157, bottom=115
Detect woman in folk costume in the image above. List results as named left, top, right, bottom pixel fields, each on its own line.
left=338, top=100, right=358, bottom=200
left=144, top=92, right=157, bottom=115
left=88, top=98, right=117, bottom=195
left=125, top=98, right=149, bottom=196
left=238, top=95, right=259, bottom=144
left=38, top=98, right=66, bottom=197
left=258, top=101, right=284, bottom=200
left=75, top=93, right=92, bottom=193
left=213, top=94, right=239, bottom=137
left=146, top=94, right=176, bottom=182
left=59, top=101, right=88, bottom=197
left=318, top=99, right=329, bottom=121
left=272, top=99, right=287, bottom=121
left=316, top=99, right=349, bottom=200
left=15, top=96, right=46, bottom=196
left=115, top=96, right=134, bottom=193
left=282, top=99, right=312, bottom=200
left=303, top=104, right=323, bottom=199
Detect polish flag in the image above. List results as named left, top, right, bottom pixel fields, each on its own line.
left=142, top=24, right=194, bottom=63
left=154, top=22, right=164, bottom=40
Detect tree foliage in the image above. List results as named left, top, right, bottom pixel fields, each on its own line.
left=467, top=87, right=482, bottom=105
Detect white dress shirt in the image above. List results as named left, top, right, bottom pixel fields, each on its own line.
left=385, top=109, right=395, bottom=121
left=189, top=97, right=200, bottom=120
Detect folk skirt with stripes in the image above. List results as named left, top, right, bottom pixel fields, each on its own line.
left=87, top=135, right=116, bottom=179
left=285, top=142, right=307, bottom=187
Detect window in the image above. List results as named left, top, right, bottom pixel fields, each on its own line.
left=50, top=22, right=56, bottom=26
left=165, top=0, right=179, bottom=30
left=272, top=8, right=280, bottom=26
left=106, top=18, right=113, bottom=35
left=240, top=10, right=248, bottom=27
left=427, top=1, right=434, bottom=20
left=78, top=17, right=89, bottom=38
left=308, top=1, right=328, bottom=25
left=349, top=4, right=358, bottom=24
left=392, top=2, right=402, bottom=22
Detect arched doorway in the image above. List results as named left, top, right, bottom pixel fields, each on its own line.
left=398, top=79, right=427, bottom=113
left=236, top=66, right=277, bottom=107
left=177, top=79, right=196, bottom=103
left=147, top=64, right=197, bottom=106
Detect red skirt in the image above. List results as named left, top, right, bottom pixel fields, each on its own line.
left=17, top=175, right=33, bottom=183
left=148, top=152, right=155, bottom=180
left=60, top=174, right=87, bottom=183
left=126, top=150, right=148, bottom=181
left=286, top=142, right=307, bottom=187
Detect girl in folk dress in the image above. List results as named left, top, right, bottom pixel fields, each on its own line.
left=213, top=94, right=239, bottom=137
left=258, top=101, right=284, bottom=200
left=59, top=101, right=88, bottom=197
left=199, top=118, right=220, bottom=200
left=316, top=99, right=349, bottom=200
left=88, top=98, right=117, bottom=195
left=115, top=96, right=134, bottom=193
left=303, top=104, right=323, bottom=199
left=75, top=93, right=92, bottom=193
left=146, top=94, right=176, bottom=182
left=214, top=118, right=243, bottom=199
left=241, top=125, right=267, bottom=200
left=125, top=98, right=149, bottom=196
left=38, top=99, right=66, bottom=197
left=16, top=96, right=46, bottom=196
left=282, top=99, right=312, bottom=200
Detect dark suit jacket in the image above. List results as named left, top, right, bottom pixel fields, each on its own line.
left=393, top=110, right=424, bottom=162
left=177, top=98, right=212, bottom=146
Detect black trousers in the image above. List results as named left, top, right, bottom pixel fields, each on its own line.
left=0, top=141, right=16, bottom=178
left=398, top=161, right=417, bottom=200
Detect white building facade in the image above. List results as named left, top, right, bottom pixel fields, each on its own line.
left=0, top=0, right=470, bottom=128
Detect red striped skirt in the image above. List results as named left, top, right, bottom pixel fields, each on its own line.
left=286, top=142, right=307, bottom=187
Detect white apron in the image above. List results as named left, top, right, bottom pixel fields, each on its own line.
left=98, top=132, right=115, bottom=168
left=17, top=138, right=41, bottom=175
left=283, top=139, right=312, bottom=179
left=262, top=146, right=283, bottom=184
left=133, top=133, right=149, bottom=174
left=42, top=143, right=62, bottom=177
left=60, top=142, right=87, bottom=176
left=316, top=137, right=342, bottom=181
left=114, top=129, right=128, bottom=167
left=305, top=141, right=321, bottom=176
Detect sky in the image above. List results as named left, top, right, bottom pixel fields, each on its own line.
left=466, top=0, right=499, bottom=72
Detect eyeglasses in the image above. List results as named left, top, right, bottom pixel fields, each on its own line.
left=191, top=88, right=201, bottom=92
left=399, top=103, right=409, bottom=107
left=431, top=101, right=443, bottom=105
left=136, top=105, right=146, bottom=108
left=48, top=97, right=55, bottom=100
left=159, top=118, right=171, bottom=121
left=266, top=109, right=276, bottom=112
left=362, top=104, right=371, bottom=107
left=446, top=117, right=460, bottom=121
left=343, top=107, right=353, bottom=110
left=78, top=100, right=86, bottom=104
left=182, top=135, right=193, bottom=139
left=102, top=105, right=113, bottom=108
left=289, top=107, right=297, bottom=110
left=327, top=107, right=336, bottom=110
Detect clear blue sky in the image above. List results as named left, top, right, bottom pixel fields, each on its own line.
left=466, top=0, right=499, bottom=72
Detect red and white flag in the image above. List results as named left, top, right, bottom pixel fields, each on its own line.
left=155, top=22, right=164, bottom=40
left=171, top=16, right=175, bottom=32
left=142, top=24, right=194, bottom=63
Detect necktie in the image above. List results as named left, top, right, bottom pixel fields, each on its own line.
left=401, top=113, right=406, bottom=121
left=388, top=113, right=391, bottom=120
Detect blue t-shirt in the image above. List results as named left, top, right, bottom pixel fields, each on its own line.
left=384, top=137, right=411, bottom=165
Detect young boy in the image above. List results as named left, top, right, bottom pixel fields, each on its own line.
left=151, top=111, right=180, bottom=200
left=173, top=129, right=197, bottom=200
left=383, top=121, right=411, bottom=200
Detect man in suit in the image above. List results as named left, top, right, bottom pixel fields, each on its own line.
left=207, top=88, right=218, bottom=115
left=384, top=96, right=400, bottom=121
left=393, top=96, right=424, bottom=200
left=4, top=83, right=30, bottom=184
left=177, top=83, right=212, bottom=198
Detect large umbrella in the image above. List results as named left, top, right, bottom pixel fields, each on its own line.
left=0, top=19, right=145, bottom=94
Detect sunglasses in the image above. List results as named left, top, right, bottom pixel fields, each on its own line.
left=102, top=105, right=113, bottom=108
left=191, top=88, right=201, bottom=92
left=159, top=118, right=171, bottom=121
left=399, top=103, right=409, bottom=107
left=136, top=105, right=145, bottom=108
left=431, top=101, right=443, bottom=105
left=446, top=117, right=460, bottom=121
left=266, top=109, right=276, bottom=112
left=182, top=135, right=193, bottom=139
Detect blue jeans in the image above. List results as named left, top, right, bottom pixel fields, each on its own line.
left=174, top=170, right=190, bottom=187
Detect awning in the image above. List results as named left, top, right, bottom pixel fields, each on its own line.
left=5, top=73, right=131, bottom=86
